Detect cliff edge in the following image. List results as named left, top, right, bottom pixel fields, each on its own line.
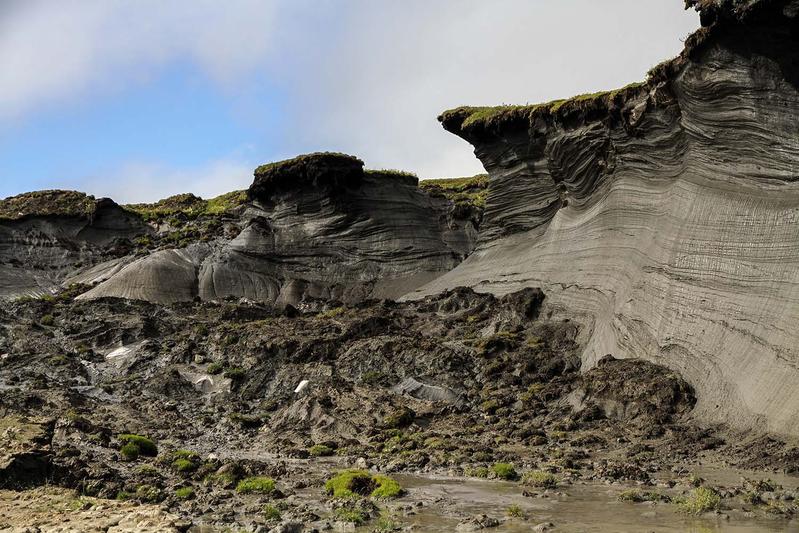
left=410, top=0, right=799, bottom=436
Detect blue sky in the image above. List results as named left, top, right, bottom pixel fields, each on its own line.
left=0, top=1, right=699, bottom=203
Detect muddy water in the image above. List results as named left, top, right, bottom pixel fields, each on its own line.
left=358, top=473, right=799, bottom=533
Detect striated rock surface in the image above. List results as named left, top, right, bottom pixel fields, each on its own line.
left=411, top=0, right=799, bottom=436
left=0, top=191, right=148, bottom=300
left=38, top=153, right=480, bottom=306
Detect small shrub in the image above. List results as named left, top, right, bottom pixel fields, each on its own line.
left=309, top=444, right=334, bottom=457
left=40, top=314, right=54, bottom=326
left=175, top=486, right=195, bottom=500
left=118, top=434, right=157, bottom=457
left=522, top=470, right=558, bottom=488
left=263, top=504, right=281, bottom=521
left=677, top=487, right=721, bottom=515
left=507, top=504, right=524, bottom=518
left=492, top=463, right=518, bottom=481
left=371, top=474, right=403, bottom=499
left=116, top=491, right=132, bottom=500
left=236, top=476, right=276, bottom=494
left=207, top=362, right=223, bottom=375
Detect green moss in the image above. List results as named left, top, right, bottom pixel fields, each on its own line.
left=236, top=476, right=276, bottom=494
left=676, top=487, right=721, bottom=515
left=325, top=469, right=373, bottom=499
left=118, top=434, right=157, bottom=457
left=521, top=470, right=558, bottom=488
left=175, top=486, right=195, bottom=500
left=207, top=362, right=223, bottom=375
left=371, top=474, right=403, bottom=499
left=40, top=314, right=55, bottom=326
left=263, top=504, right=281, bottom=521
left=120, top=442, right=140, bottom=461
left=173, top=458, right=197, bottom=473
left=492, top=463, right=518, bottom=481
left=309, top=444, right=335, bottom=457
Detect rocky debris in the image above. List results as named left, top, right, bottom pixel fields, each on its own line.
left=569, top=355, right=695, bottom=426
left=412, top=0, right=799, bottom=438
left=456, top=514, right=501, bottom=531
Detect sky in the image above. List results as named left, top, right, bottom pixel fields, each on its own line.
left=0, top=1, right=699, bottom=203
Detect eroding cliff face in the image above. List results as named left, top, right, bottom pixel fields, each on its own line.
left=73, top=153, right=478, bottom=306
left=413, top=0, right=799, bottom=436
left=0, top=192, right=147, bottom=299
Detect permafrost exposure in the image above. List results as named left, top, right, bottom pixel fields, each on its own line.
left=414, top=0, right=799, bottom=437
left=2, top=1, right=799, bottom=531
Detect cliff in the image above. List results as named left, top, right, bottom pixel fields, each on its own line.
left=410, top=0, right=799, bottom=436
left=0, top=154, right=480, bottom=307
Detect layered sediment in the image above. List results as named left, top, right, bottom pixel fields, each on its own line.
left=411, top=0, right=799, bottom=436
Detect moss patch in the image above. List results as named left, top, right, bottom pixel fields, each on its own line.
left=325, top=469, right=403, bottom=500
left=118, top=434, right=157, bottom=457
left=236, top=476, right=276, bottom=494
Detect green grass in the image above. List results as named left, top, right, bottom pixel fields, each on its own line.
left=173, top=458, right=197, bottom=473
left=263, top=504, right=281, bottom=521
left=618, top=489, right=671, bottom=503
left=118, top=434, right=157, bottom=457
left=419, top=174, right=489, bottom=209
left=0, top=190, right=96, bottom=220
left=440, top=82, right=647, bottom=133
left=125, top=190, right=247, bottom=222
left=174, top=486, right=195, bottom=500
left=465, top=466, right=490, bottom=478
left=309, top=444, right=335, bottom=457
left=521, top=470, right=558, bottom=488
left=676, top=487, right=721, bottom=515
left=236, top=476, right=276, bottom=494
left=492, top=463, right=518, bottom=481
left=333, top=508, right=367, bottom=524
left=507, top=504, right=524, bottom=518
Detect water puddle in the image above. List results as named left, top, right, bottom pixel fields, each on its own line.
left=354, top=472, right=799, bottom=532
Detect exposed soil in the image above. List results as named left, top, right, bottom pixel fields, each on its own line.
left=0, top=286, right=797, bottom=530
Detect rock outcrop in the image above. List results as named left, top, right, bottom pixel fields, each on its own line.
left=0, top=154, right=478, bottom=306
left=410, top=0, right=799, bottom=436
left=0, top=191, right=147, bottom=300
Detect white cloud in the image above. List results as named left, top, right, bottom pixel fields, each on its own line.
left=82, top=158, right=254, bottom=204
left=0, top=0, right=280, bottom=120
left=0, top=1, right=699, bottom=198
